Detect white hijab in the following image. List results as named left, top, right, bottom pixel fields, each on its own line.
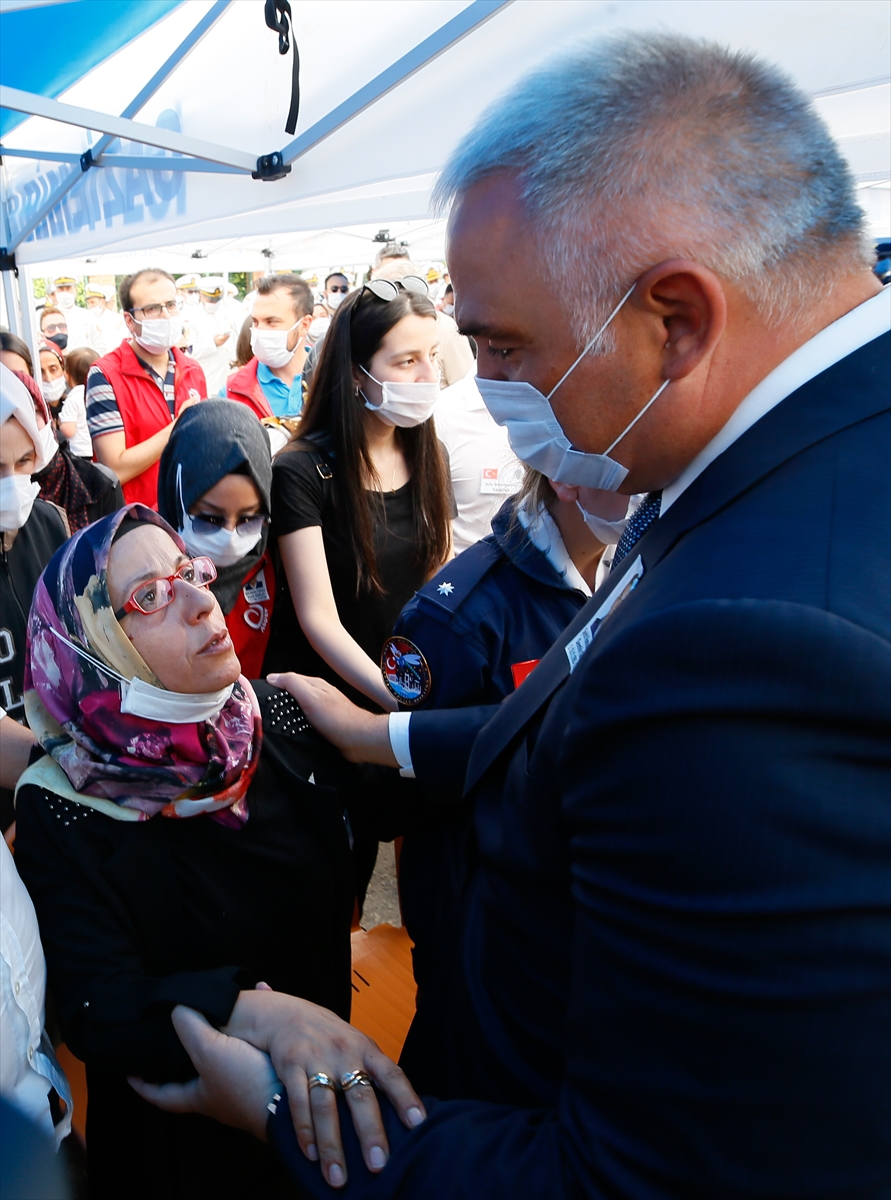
left=0, top=362, right=54, bottom=472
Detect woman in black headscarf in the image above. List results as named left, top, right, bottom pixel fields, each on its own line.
left=158, top=400, right=275, bottom=679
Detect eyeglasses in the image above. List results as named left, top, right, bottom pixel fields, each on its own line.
left=190, top=513, right=268, bottom=537
left=115, top=556, right=217, bottom=620
left=327, top=284, right=349, bottom=294
left=42, top=321, right=68, bottom=335
left=360, top=275, right=428, bottom=303
left=128, top=299, right=183, bottom=320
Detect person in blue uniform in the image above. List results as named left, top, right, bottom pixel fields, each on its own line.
left=388, top=468, right=627, bottom=996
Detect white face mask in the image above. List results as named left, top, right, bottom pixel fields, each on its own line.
left=55, top=291, right=75, bottom=310
left=360, top=367, right=439, bottom=428
left=38, top=421, right=59, bottom=467
left=326, top=292, right=345, bottom=310
left=183, top=293, right=200, bottom=307
left=121, top=676, right=234, bottom=723
left=250, top=322, right=299, bottom=369
left=442, top=303, right=455, bottom=316
left=42, top=376, right=66, bottom=404
left=133, top=314, right=183, bottom=354
left=308, top=317, right=330, bottom=342
left=475, top=284, right=670, bottom=491
left=0, top=474, right=40, bottom=531
left=576, top=499, right=630, bottom=545
left=182, top=513, right=263, bottom=568
left=202, top=299, right=221, bottom=313
left=49, top=627, right=234, bottom=724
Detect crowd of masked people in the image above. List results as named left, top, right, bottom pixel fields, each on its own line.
left=0, top=239, right=626, bottom=1196
left=1, top=30, right=889, bottom=1200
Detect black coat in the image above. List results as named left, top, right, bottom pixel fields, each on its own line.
left=15, top=683, right=354, bottom=1200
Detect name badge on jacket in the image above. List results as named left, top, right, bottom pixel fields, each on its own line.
left=565, top=555, right=644, bottom=672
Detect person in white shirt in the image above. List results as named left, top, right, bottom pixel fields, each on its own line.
left=84, top=284, right=128, bottom=358
left=59, top=346, right=99, bottom=459
left=48, top=277, right=91, bottom=351
left=0, top=727, right=73, bottom=1149
left=191, top=277, right=239, bottom=396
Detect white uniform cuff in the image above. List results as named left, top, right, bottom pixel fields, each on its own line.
left=387, top=712, right=415, bottom=778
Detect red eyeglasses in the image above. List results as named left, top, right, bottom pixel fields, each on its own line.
left=114, top=557, right=217, bottom=620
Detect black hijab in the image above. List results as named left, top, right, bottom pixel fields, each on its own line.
left=158, top=400, right=273, bottom=613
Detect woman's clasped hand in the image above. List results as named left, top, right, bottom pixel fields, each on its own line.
left=130, top=985, right=426, bottom=1189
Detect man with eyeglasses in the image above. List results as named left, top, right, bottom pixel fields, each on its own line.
left=85, top=268, right=206, bottom=508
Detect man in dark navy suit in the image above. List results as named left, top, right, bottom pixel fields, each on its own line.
left=135, top=33, right=890, bottom=1198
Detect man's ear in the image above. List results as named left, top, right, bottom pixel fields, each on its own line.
left=632, top=259, right=727, bottom=381
left=548, top=478, right=579, bottom=504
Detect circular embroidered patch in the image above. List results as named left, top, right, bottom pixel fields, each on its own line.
left=381, top=636, right=431, bottom=706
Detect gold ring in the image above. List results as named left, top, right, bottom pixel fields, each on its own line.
left=340, top=1070, right=373, bottom=1091
left=307, top=1073, right=337, bottom=1091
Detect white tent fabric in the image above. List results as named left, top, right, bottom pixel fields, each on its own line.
left=1, top=0, right=888, bottom=278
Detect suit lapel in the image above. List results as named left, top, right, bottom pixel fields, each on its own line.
left=462, top=333, right=890, bottom=794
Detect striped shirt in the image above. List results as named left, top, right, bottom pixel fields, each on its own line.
left=86, top=349, right=176, bottom=440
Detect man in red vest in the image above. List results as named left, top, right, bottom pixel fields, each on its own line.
left=86, top=269, right=205, bottom=507
left=227, top=273, right=313, bottom=420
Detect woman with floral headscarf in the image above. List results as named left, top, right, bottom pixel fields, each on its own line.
left=13, top=504, right=356, bottom=1198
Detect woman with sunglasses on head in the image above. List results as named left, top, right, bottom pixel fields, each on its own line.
left=264, top=275, right=452, bottom=712
left=12, top=502, right=363, bottom=1198
left=157, top=401, right=276, bottom=680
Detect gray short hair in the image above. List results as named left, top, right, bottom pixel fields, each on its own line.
left=435, top=33, right=871, bottom=346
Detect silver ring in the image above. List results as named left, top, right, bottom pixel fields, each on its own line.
left=307, top=1072, right=337, bottom=1091
left=341, top=1070, right=373, bottom=1091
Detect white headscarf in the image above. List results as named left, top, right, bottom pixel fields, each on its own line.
left=0, top=362, right=54, bottom=473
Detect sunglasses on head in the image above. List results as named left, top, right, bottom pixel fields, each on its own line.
left=358, top=275, right=429, bottom=304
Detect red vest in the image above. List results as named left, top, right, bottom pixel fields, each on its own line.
left=226, top=358, right=274, bottom=420
left=226, top=555, right=276, bottom=679
left=96, top=342, right=207, bottom=507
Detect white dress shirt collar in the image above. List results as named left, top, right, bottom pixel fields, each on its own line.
left=661, top=287, right=891, bottom=514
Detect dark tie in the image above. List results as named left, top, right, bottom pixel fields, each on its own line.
left=611, top=489, right=663, bottom=571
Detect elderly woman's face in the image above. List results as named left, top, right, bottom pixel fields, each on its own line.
left=107, top=524, right=241, bottom=693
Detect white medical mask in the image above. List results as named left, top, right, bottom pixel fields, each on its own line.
left=576, top=500, right=629, bottom=545
left=475, top=285, right=670, bottom=492
left=38, top=421, right=59, bottom=467
left=360, top=367, right=439, bottom=428
left=42, top=376, right=66, bottom=404
left=250, top=322, right=299, bottom=369
left=133, top=314, right=183, bottom=353
left=202, top=299, right=221, bottom=313
left=0, top=474, right=40, bottom=531
left=442, top=303, right=455, bottom=316
left=183, top=293, right=200, bottom=307
left=55, top=291, right=75, bottom=310
left=49, top=627, right=234, bottom=723
left=307, top=317, right=330, bottom=342
left=326, top=292, right=345, bottom=310
left=182, top=513, right=263, bottom=568
left=121, top=676, right=234, bottom=723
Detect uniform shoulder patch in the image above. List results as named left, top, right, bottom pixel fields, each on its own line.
left=380, top=636, right=431, bottom=706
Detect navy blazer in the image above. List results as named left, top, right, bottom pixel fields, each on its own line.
left=276, top=334, right=891, bottom=1198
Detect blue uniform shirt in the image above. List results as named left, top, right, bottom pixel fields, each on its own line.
left=257, top=362, right=304, bottom=418
left=392, top=498, right=590, bottom=993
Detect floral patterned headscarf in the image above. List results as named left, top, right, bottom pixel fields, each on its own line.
left=24, top=504, right=261, bottom=825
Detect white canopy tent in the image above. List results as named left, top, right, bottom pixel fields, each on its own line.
left=1, top=0, right=889, bottom=342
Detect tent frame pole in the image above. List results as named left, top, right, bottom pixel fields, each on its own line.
left=1, top=267, right=19, bottom=337
left=281, top=0, right=514, bottom=167
left=17, top=262, right=42, bottom=383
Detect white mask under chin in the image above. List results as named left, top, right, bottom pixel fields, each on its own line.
left=576, top=499, right=630, bottom=545
left=0, top=474, right=40, bottom=531
left=120, top=676, right=234, bottom=723
left=360, top=368, right=439, bottom=428
left=48, top=627, right=234, bottom=724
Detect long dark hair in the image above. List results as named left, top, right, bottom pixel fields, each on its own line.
left=288, top=286, right=451, bottom=594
